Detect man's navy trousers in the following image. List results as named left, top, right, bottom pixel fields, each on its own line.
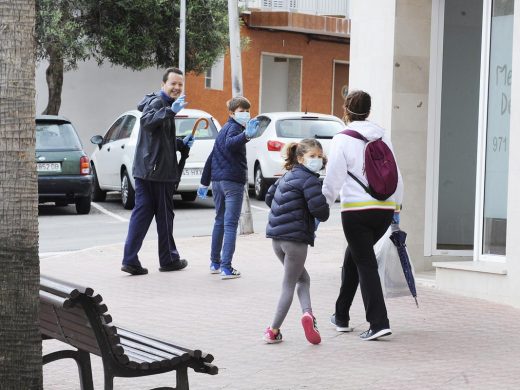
left=122, top=178, right=181, bottom=267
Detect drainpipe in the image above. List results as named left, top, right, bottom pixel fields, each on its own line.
left=179, top=0, right=186, bottom=76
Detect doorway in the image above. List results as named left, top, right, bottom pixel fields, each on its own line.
left=332, top=61, right=349, bottom=118
left=429, top=0, right=483, bottom=254
left=260, top=54, right=302, bottom=113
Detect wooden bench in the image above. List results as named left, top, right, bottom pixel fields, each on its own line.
left=40, top=275, right=218, bottom=390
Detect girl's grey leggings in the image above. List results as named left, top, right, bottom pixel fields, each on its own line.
left=271, top=239, right=312, bottom=329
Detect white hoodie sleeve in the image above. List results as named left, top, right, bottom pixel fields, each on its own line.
left=322, top=134, right=350, bottom=206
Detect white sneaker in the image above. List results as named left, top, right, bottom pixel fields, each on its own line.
left=330, top=314, right=353, bottom=332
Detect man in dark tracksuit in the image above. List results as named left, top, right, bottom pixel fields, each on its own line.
left=121, top=67, right=194, bottom=275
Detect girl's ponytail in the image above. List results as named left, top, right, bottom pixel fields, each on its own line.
left=284, top=142, right=299, bottom=171
left=283, top=139, right=326, bottom=171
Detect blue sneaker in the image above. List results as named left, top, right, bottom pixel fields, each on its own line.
left=210, top=262, right=221, bottom=274
left=220, top=266, right=241, bottom=279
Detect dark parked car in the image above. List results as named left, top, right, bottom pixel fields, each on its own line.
left=36, top=115, right=93, bottom=214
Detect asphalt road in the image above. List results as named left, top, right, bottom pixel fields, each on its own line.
left=38, top=192, right=342, bottom=257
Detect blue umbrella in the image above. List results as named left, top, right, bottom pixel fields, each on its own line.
left=389, top=229, right=419, bottom=307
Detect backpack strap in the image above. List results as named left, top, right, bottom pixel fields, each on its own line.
left=340, top=129, right=372, bottom=195
left=341, top=129, right=367, bottom=142
left=347, top=172, right=371, bottom=194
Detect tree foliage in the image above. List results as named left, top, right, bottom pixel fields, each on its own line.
left=36, top=0, right=92, bottom=71
left=85, top=0, right=229, bottom=73
left=35, top=0, right=230, bottom=114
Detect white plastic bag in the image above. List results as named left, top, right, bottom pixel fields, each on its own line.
left=374, top=227, right=411, bottom=298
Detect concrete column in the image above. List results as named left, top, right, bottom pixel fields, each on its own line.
left=349, top=0, right=397, bottom=129
left=392, top=0, right=432, bottom=270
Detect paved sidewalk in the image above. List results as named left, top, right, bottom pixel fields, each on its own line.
left=41, top=227, right=520, bottom=390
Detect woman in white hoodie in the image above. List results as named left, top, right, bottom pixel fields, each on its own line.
left=322, top=90, right=403, bottom=341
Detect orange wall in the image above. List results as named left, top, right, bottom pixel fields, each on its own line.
left=185, top=27, right=349, bottom=125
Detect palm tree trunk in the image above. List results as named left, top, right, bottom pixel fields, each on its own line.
left=42, top=47, right=64, bottom=115
left=0, top=0, right=42, bottom=388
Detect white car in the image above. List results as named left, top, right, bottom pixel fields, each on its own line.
left=90, top=109, right=220, bottom=209
left=246, top=112, right=345, bottom=199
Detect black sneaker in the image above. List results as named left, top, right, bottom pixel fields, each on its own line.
left=359, top=328, right=392, bottom=341
left=159, top=259, right=188, bottom=272
left=121, top=264, right=148, bottom=276
left=330, top=314, right=353, bottom=332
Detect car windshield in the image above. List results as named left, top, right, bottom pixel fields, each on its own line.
left=175, top=117, right=219, bottom=139
left=36, top=122, right=83, bottom=151
left=275, top=118, right=344, bottom=139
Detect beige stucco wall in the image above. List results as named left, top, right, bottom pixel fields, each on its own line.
left=350, top=0, right=432, bottom=271
left=36, top=60, right=163, bottom=155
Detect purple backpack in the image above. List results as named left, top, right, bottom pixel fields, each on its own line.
left=341, top=129, right=398, bottom=201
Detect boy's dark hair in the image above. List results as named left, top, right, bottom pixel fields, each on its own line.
left=227, top=96, right=251, bottom=112
left=343, top=90, right=371, bottom=122
left=284, top=138, right=327, bottom=171
left=163, top=67, right=184, bottom=82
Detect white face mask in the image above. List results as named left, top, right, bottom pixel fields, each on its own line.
left=234, top=111, right=250, bottom=126
left=303, top=157, right=323, bottom=173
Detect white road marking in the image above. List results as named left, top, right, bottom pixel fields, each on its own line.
left=91, top=202, right=129, bottom=222
left=40, top=251, right=76, bottom=258
left=251, top=205, right=270, bottom=212
left=40, top=241, right=126, bottom=259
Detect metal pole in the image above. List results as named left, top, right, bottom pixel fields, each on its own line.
left=228, top=0, right=254, bottom=234
left=228, top=0, right=244, bottom=96
left=179, top=0, right=186, bottom=75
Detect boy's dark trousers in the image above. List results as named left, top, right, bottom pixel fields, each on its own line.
left=122, top=178, right=181, bottom=267
left=336, top=209, right=393, bottom=331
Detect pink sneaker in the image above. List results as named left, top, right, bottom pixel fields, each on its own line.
left=301, top=312, right=321, bottom=345
left=263, top=327, right=283, bottom=344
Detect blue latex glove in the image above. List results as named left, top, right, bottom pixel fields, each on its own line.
left=244, top=118, right=260, bottom=139
left=392, top=212, right=400, bottom=225
left=314, top=218, right=320, bottom=231
left=197, top=185, right=208, bottom=199
left=183, top=134, right=195, bottom=148
left=171, top=95, right=188, bottom=113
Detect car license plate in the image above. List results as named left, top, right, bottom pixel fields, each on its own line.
left=37, top=162, right=61, bottom=172
left=183, top=168, right=203, bottom=176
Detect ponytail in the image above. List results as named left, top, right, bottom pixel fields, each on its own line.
left=284, top=142, right=299, bottom=171
left=283, top=139, right=325, bottom=171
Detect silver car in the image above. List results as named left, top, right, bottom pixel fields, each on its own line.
left=90, top=109, right=221, bottom=209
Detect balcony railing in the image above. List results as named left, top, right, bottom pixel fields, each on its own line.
left=239, top=0, right=350, bottom=18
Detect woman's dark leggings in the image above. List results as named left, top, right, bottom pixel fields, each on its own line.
left=335, top=209, right=393, bottom=331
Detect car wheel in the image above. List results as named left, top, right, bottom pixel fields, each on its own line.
left=75, top=196, right=91, bottom=215
left=121, top=170, right=135, bottom=210
left=181, top=192, right=197, bottom=202
left=254, top=165, right=268, bottom=200
left=91, top=165, right=107, bottom=202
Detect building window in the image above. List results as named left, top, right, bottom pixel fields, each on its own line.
left=481, top=0, right=514, bottom=256
left=204, top=56, right=224, bottom=90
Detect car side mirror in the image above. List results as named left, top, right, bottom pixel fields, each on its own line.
left=90, top=135, right=104, bottom=149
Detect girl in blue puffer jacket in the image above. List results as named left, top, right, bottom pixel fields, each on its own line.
left=263, top=139, right=330, bottom=345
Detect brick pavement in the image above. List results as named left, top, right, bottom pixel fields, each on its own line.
left=41, top=227, right=520, bottom=390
